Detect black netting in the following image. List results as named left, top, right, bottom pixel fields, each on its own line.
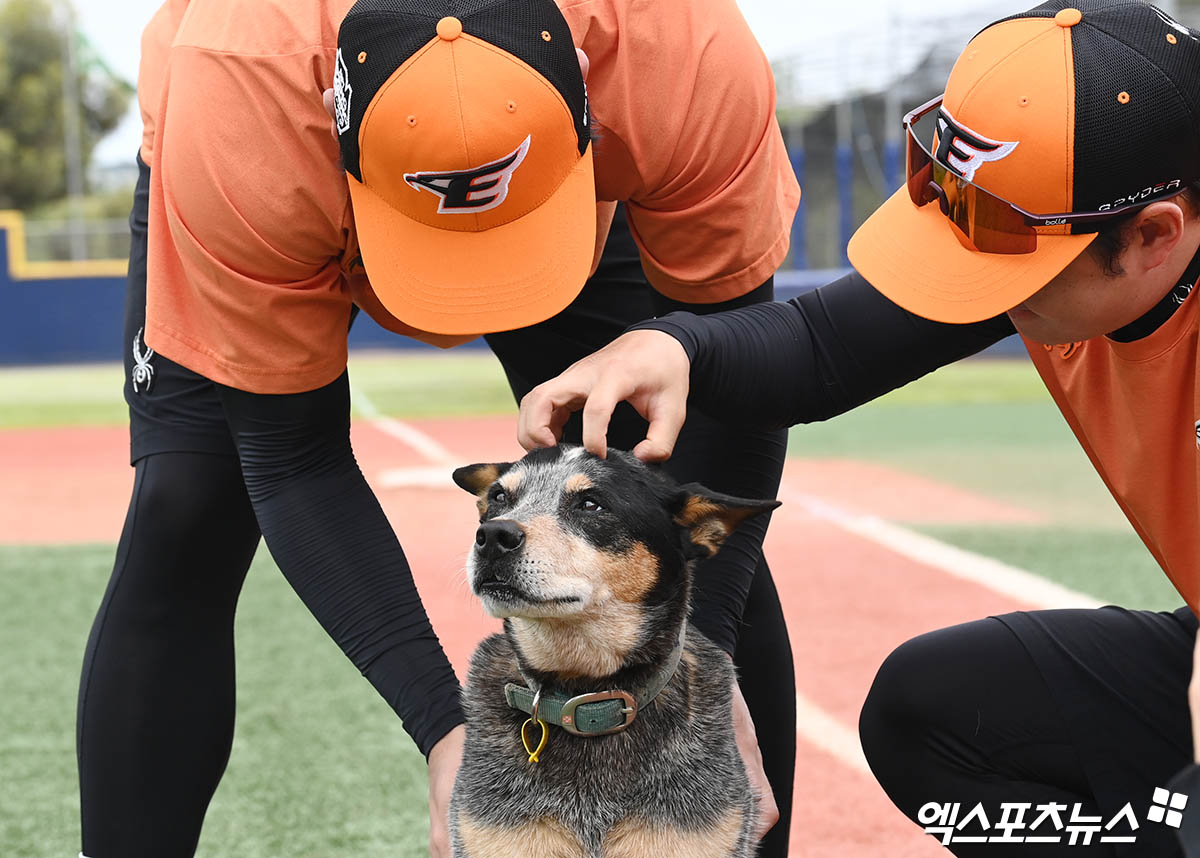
left=1070, top=3, right=1200, bottom=214
left=336, top=0, right=587, bottom=180
left=974, top=1, right=1200, bottom=215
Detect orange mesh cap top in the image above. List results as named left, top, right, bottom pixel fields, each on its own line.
left=337, top=0, right=596, bottom=336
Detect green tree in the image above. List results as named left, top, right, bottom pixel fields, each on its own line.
left=0, top=0, right=132, bottom=210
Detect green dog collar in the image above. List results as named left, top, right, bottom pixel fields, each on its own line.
left=504, top=630, right=685, bottom=737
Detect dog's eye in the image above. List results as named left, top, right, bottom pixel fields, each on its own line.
left=492, top=489, right=508, bottom=504
left=578, top=496, right=603, bottom=513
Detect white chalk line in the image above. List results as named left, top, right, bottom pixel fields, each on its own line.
left=794, top=690, right=873, bottom=776
left=778, top=487, right=1103, bottom=611
left=347, top=390, right=1101, bottom=782
left=350, top=382, right=457, bottom=465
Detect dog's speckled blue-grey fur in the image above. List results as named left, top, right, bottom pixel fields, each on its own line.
left=448, top=446, right=776, bottom=857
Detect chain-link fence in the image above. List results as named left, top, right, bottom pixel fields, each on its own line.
left=21, top=218, right=130, bottom=263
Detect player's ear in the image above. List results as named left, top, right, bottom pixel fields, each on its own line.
left=452, top=462, right=514, bottom=495
left=670, top=484, right=781, bottom=558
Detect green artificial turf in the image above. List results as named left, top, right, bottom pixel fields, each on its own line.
left=788, top=360, right=1130, bottom=528
left=0, top=363, right=128, bottom=429
left=915, top=525, right=1183, bottom=612
left=0, top=351, right=516, bottom=429
left=0, top=544, right=431, bottom=858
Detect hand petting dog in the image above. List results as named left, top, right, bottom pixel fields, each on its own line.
left=519, top=330, right=691, bottom=462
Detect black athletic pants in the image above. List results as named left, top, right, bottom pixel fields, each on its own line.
left=860, top=607, right=1198, bottom=857
left=77, top=160, right=793, bottom=857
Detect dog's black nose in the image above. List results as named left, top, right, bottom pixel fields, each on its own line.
left=475, top=520, right=526, bottom=559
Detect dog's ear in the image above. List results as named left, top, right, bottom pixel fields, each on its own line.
left=452, top=462, right=513, bottom=495
left=671, top=484, right=781, bottom=558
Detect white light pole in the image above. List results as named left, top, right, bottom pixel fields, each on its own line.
left=60, top=0, right=86, bottom=261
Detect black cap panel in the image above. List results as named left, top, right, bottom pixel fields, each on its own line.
left=336, top=0, right=588, bottom=182
left=1070, top=4, right=1200, bottom=215
left=983, top=1, right=1200, bottom=218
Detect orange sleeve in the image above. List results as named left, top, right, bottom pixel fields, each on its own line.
left=137, top=0, right=190, bottom=163
left=144, top=32, right=359, bottom=393
left=580, top=0, right=799, bottom=303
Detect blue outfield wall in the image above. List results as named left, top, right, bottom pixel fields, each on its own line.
left=0, top=210, right=471, bottom=366
left=0, top=213, right=1023, bottom=366
left=0, top=219, right=128, bottom=366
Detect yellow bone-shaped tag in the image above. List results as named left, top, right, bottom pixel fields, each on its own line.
left=521, top=718, right=549, bottom=763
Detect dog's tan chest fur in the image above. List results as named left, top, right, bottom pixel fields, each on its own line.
left=602, top=810, right=745, bottom=857
left=458, top=813, right=584, bottom=858
left=456, top=809, right=745, bottom=858
left=509, top=601, right=643, bottom=679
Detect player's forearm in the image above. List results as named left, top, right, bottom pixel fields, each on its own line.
left=632, top=270, right=1016, bottom=428
left=217, top=373, right=464, bottom=757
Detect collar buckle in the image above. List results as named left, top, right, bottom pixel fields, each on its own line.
left=560, top=690, right=637, bottom=736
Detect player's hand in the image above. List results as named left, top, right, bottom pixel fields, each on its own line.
left=427, top=724, right=465, bottom=858
left=731, top=678, right=780, bottom=839
left=322, top=88, right=338, bottom=140
left=1190, top=634, right=1200, bottom=763
left=517, top=330, right=690, bottom=462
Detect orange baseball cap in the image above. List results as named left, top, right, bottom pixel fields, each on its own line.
left=335, top=0, right=595, bottom=335
left=850, top=1, right=1200, bottom=324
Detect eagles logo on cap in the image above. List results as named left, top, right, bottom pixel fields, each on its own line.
left=404, top=136, right=532, bottom=214
left=934, top=108, right=1019, bottom=183
left=336, top=0, right=596, bottom=336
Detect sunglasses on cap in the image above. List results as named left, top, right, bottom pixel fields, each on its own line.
left=905, top=95, right=1198, bottom=254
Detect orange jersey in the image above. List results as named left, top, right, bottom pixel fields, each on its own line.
left=139, top=0, right=799, bottom=393
left=1026, top=290, right=1200, bottom=611
left=137, top=0, right=189, bottom=164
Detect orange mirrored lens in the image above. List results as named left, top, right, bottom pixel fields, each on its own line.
left=906, top=118, right=1037, bottom=254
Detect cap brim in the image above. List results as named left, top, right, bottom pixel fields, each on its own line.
left=848, top=186, right=1099, bottom=324
left=348, top=146, right=596, bottom=336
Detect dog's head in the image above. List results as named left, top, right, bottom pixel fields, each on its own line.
left=453, top=446, right=778, bottom=680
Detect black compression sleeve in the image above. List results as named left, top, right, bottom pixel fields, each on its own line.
left=631, top=269, right=1016, bottom=427
left=217, top=373, right=464, bottom=758
left=646, top=279, right=785, bottom=655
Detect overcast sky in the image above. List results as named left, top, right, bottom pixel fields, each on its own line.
left=84, top=0, right=1176, bottom=165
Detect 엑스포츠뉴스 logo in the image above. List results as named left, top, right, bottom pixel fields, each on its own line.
left=404, top=136, right=531, bottom=215
left=935, top=108, right=1019, bottom=183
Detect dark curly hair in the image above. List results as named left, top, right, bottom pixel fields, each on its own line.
left=1089, top=185, right=1200, bottom=276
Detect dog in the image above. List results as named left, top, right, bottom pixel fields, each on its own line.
left=448, top=445, right=779, bottom=858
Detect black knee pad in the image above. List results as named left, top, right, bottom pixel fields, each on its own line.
left=860, top=632, right=943, bottom=763
left=114, top=452, right=260, bottom=620
left=133, top=453, right=254, bottom=543
left=860, top=618, right=1035, bottom=786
